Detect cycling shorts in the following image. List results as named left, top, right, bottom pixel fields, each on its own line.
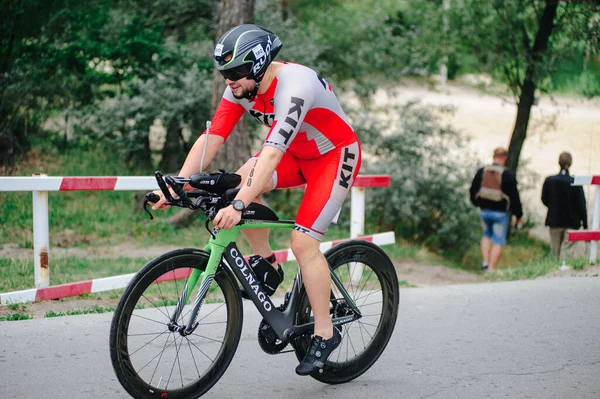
left=263, top=142, right=361, bottom=241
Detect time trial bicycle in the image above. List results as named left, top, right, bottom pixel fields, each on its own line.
left=109, top=169, right=400, bottom=398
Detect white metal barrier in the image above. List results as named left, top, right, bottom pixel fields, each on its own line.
left=568, top=175, right=600, bottom=264
left=0, top=174, right=392, bottom=293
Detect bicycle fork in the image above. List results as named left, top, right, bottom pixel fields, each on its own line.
left=167, top=248, right=224, bottom=336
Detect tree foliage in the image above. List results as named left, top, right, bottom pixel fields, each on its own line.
left=418, top=0, right=600, bottom=173
left=3, top=0, right=597, bottom=249
left=352, top=96, right=481, bottom=254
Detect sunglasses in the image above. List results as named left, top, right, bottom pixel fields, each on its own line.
left=219, top=64, right=252, bottom=81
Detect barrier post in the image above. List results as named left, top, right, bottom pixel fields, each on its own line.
left=32, top=174, right=50, bottom=288
left=591, top=185, right=600, bottom=264
left=350, top=186, right=366, bottom=283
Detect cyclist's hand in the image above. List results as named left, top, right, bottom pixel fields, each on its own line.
left=150, top=190, right=171, bottom=210
left=214, top=205, right=241, bottom=230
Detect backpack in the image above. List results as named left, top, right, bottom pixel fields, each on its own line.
left=477, top=164, right=509, bottom=203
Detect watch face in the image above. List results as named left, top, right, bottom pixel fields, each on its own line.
left=232, top=200, right=244, bottom=211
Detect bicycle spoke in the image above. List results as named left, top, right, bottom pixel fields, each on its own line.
left=139, top=293, right=171, bottom=320
left=165, top=331, right=184, bottom=389
left=185, top=337, right=202, bottom=380
left=359, top=300, right=383, bottom=308
left=129, top=330, right=170, bottom=357
left=186, top=337, right=217, bottom=363
left=149, top=333, right=173, bottom=383
left=190, top=333, right=226, bottom=344
left=131, top=311, right=171, bottom=326
left=357, top=320, right=379, bottom=329
left=154, top=274, right=172, bottom=320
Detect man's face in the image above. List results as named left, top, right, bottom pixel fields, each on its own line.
left=221, top=53, right=255, bottom=99
left=225, top=76, right=256, bottom=99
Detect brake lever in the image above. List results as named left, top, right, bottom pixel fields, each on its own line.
left=165, top=175, right=192, bottom=208
left=143, top=192, right=160, bottom=220
left=205, top=206, right=217, bottom=239
left=155, top=171, right=176, bottom=203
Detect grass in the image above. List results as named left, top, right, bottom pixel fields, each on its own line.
left=0, top=257, right=152, bottom=293
left=3, top=141, right=595, bottom=321
left=0, top=304, right=33, bottom=321
left=459, top=230, right=551, bottom=272
left=484, top=256, right=592, bottom=281
left=45, top=304, right=115, bottom=318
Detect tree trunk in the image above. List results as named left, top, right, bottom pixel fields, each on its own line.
left=167, top=0, right=254, bottom=227
left=506, top=0, right=558, bottom=174
left=281, top=0, right=289, bottom=21
left=209, top=0, right=254, bottom=173
left=160, top=119, right=184, bottom=173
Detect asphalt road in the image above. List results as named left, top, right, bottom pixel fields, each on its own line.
left=1, top=278, right=599, bottom=399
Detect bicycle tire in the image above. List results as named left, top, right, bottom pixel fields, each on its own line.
left=110, top=249, right=243, bottom=399
left=294, top=240, right=400, bottom=384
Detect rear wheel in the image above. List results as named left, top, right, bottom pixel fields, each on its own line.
left=294, top=240, right=400, bottom=384
left=110, top=249, right=242, bottom=398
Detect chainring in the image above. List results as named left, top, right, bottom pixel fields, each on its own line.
left=257, top=318, right=290, bottom=355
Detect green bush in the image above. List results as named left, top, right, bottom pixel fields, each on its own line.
left=352, top=97, right=481, bottom=256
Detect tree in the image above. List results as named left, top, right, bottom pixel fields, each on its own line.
left=208, top=0, right=255, bottom=173
left=445, top=0, right=600, bottom=174
left=167, top=0, right=254, bottom=226
left=0, top=0, right=168, bottom=155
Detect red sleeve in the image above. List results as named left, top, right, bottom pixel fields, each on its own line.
left=206, top=98, right=245, bottom=140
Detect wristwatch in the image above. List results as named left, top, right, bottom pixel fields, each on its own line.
left=231, top=199, right=245, bottom=212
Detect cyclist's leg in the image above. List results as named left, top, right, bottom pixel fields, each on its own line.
left=292, top=142, right=361, bottom=374
left=290, top=230, right=333, bottom=337
left=235, top=152, right=305, bottom=258
left=293, top=142, right=361, bottom=336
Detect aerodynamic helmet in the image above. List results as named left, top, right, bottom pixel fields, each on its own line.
left=214, top=24, right=283, bottom=82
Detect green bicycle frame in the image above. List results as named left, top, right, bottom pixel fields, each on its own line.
left=175, top=220, right=361, bottom=339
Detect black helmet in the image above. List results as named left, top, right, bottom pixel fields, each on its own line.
left=214, top=24, right=283, bottom=82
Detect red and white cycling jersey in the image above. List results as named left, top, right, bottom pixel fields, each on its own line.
left=210, top=62, right=358, bottom=159
left=210, top=62, right=361, bottom=240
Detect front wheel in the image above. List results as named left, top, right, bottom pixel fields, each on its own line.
left=294, top=240, right=400, bottom=384
left=109, top=249, right=243, bottom=398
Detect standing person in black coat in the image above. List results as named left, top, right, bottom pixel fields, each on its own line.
left=541, top=152, right=588, bottom=260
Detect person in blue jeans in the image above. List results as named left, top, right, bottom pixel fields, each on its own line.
left=470, top=147, right=523, bottom=271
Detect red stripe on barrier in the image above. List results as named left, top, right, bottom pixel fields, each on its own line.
left=332, top=235, right=374, bottom=246
left=273, top=249, right=288, bottom=263
left=246, top=250, right=289, bottom=263
left=35, top=281, right=93, bottom=301
left=568, top=231, right=600, bottom=242
left=592, top=176, right=600, bottom=185
left=154, top=268, right=193, bottom=283
left=59, top=177, right=118, bottom=191
left=353, top=175, right=391, bottom=188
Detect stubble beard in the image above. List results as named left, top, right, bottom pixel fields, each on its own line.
left=231, top=81, right=257, bottom=100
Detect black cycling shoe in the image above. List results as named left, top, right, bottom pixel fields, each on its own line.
left=295, top=327, right=342, bottom=376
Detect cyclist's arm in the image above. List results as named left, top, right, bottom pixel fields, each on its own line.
left=234, top=145, right=284, bottom=206
left=179, top=94, right=246, bottom=177
left=178, top=134, right=224, bottom=178
left=152, top=91, right=245, bottom=209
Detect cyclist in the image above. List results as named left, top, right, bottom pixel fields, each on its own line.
left=151, top=24, right=361, bottom=376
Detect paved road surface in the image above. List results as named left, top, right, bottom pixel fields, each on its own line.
left=1, top=278, right=599, bottom=399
